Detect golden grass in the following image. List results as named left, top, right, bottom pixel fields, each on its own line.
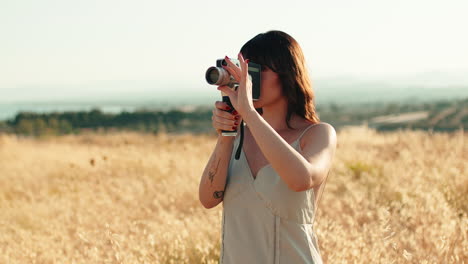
left=0, top=125, right=466, bottom=263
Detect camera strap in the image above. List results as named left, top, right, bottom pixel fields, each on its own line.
left=234, top=120, right=244, bottom=160
left=234, top=107, right=262, bottom=160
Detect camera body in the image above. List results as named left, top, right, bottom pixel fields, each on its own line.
left=205, top=58, right=262, bottom=136
left=205, top=58, right=261, bottom=100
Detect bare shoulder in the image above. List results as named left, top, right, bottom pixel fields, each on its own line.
left=299, top=122, right=337, bottom=151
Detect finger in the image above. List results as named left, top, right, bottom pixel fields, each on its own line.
left=213, top=108, right=239, bottom=121
left=238, top=52, right=248, bottom=78
left=212, top=114, right=237, bottom=126
left=238, top=52, right=245, bottom=64
left=215, top=101, right=232, bottom=111
left=212, top=119, right=227, bottom=131
left=222, top=65, right=240, bottom=81
left=224, top=55, right=242, bottom=78
left=217, top=123, right=237, bottom=132
left=212, top=118, right=239, bottom=130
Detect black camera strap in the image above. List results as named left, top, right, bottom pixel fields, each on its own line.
left=234, top=107, right=262, bottom=160
left=234, top=119, right=244, bottom=160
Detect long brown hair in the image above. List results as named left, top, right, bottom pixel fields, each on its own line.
left=240, top=30, right=320, bottom=129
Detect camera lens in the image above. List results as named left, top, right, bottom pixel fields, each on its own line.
left=205, top=66, right=233, bottom=86
left=205, top=67, right=220, bottom=84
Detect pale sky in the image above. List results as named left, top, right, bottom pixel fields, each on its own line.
left=1, top=0, right=467, bottom=95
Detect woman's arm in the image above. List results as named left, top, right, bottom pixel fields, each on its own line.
left=243, top=110, right=337, bottom=192
left=198, top=135, right=235, bottom=209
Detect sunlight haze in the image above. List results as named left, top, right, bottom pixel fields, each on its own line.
left=1, top=0, right=467, bottom=100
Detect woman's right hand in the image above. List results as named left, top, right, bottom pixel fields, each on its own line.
left=212, top=101, right=242, bottom=136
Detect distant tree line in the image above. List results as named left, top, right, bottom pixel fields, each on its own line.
left=0, top=108, right=213, bottom=137
left=0, top=98, right=466, bottom=137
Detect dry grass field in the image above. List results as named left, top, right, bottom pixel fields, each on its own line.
left=0, top=125, right=466, bottom=263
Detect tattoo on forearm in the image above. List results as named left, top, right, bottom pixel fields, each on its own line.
left=208, top=155, right=221, bottom=186
left=213, top=190, right=224, bottom=199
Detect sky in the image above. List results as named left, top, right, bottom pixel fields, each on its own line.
left=1, top=0, right=467, bottom=100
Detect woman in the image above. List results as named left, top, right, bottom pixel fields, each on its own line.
left=199, top=30, right=337, bottom=264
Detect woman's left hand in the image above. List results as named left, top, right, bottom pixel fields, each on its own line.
left=217, top=52, right=255, bottom=118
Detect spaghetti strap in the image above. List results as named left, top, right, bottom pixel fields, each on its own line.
left=296, top=122, right=321, bottom=141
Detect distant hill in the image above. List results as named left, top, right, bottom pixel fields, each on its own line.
left=1, top=72, right=467, bottom=104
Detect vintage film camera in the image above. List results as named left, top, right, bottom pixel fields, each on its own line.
left=205, top=58, right=261, bottom=136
